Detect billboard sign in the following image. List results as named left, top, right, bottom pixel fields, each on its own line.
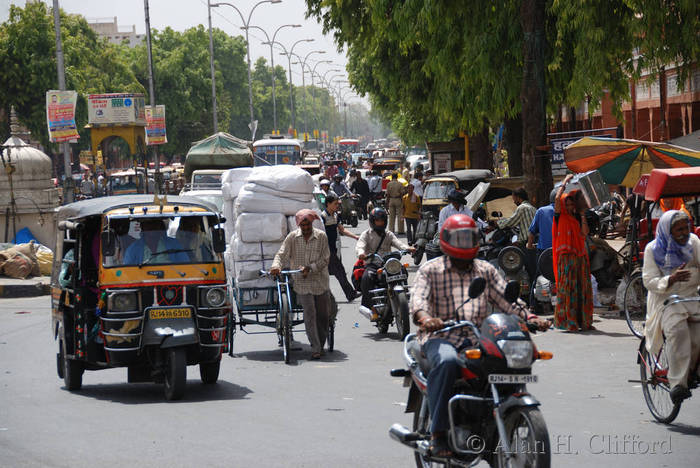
left=145, top=105, right=167, bottom=145
left=46, top=90, right=79, bottom=142
left=88, top=93, right=146, bottom=125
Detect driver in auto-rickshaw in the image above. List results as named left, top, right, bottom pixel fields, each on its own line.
left=123, top=218, right=190, bottom=265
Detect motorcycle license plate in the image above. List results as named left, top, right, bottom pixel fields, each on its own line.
left=148, top=307, right=193, bottom=320
left=386, top=273, right=407, bottom=282
left=488, top=374, right=538, bottom=384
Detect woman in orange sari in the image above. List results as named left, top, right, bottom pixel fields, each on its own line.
left=552, top=174, right=594, bottom=331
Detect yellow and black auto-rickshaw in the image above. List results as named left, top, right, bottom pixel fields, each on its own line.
left=51, top=195, right=229, bottom=400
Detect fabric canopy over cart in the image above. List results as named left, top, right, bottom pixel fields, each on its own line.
left=563, top=136, right=700, bottom=187
left=184, top=132, right=253, bottom=179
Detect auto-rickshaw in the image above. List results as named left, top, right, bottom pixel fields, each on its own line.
left=51, top=195, right=229, bottom=400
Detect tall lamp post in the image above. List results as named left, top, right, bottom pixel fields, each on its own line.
left=207, top=0, right=218, bottom=133
left=308, top=61, right=333, bottom=135
left=51, top=0, right=73, bottom=202
left=212, top=0, right=281, bottom=141
left=276, top=39, right=315, bottom=134
left=292, top=50, right=325, bottom=138
left=251, top=23, right=301, bottom=134
left=341, top=90, right=356, bottom=137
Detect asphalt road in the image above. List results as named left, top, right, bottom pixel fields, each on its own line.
left=1, top=219, right=698, bottom=467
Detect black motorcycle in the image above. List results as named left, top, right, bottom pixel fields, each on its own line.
left=412, top=211, right=438, bottom=265
left=390, top=279, right=553, bottom=467
left=360, top=250, right=412, bottom=339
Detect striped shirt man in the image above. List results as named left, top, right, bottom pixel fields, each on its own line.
left=498, top=201, right=536, bottom=243
left=271, top=227, right=330, bottom=295
left=410, top=256, right=528, bottom=347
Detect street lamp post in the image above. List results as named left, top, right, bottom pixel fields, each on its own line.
left=253, top=24, right=301, bottom=134
left=308, top=62, right=333, bottom=135
left=277, top=39, right=314, bottom=134
left=212, top=1, right=281, bottom=141
left=292, top=50, right=325, bottom=138
left=207, top=0, right=218, bottom=133
left=51, top=0, right=73, bottom=203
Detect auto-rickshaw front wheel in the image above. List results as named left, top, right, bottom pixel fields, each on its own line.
left=164, top=348, right=187, bottom=400
left=58, top=339, right=83, bottom=391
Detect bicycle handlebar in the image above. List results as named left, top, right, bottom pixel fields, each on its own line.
left=260, top=269, right=303, bottom=277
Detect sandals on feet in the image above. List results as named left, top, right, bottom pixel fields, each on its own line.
left=310, top=352, right=321, bottom=360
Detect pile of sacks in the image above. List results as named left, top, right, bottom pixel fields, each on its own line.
left=222, top=165, right=322, bottom=305
left=0, top=241, right=52, bottom=279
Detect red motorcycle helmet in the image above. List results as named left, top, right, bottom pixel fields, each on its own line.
left=440, top=214, right=480, bottom=260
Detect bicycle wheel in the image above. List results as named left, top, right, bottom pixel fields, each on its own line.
left=623, top=273, right=646, bottom=338
left=280, top=293, right=292, bottom=364
left=640, top=343, right=681, bottom=423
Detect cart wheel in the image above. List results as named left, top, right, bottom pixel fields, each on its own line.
left=199, top=360, right=220, bottom=384
left=328, top=294, right=337, bottom=352
left=280, top=294, right=292, bottom=364
left=624, top=273, right=646, bottom=339
left=164, top=347, right=187, bottom=401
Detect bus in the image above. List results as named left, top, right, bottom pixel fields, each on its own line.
left=338, top=138, right=360, bottom=153
left=252, top=138, right=302, bottom=166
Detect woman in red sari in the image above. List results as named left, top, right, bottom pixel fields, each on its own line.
left=552, top=174, right=594, bottom=331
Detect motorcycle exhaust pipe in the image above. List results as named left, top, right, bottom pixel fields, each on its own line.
left=389, top=423, right=420, bottom=447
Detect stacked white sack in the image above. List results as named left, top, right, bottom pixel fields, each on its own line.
left=221, top=167, right=254, bottom=241
left=235, top=213, right=287, bottom=243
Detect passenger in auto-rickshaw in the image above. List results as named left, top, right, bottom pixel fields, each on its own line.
left=123, top=218, right=189, bottom=265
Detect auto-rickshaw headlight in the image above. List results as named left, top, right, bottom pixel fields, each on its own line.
left=110, top=292, right=138, bottom=312
left=203, top=287, right=227, bottom=308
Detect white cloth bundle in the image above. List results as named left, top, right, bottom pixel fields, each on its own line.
left=223, top=199, right=237, bottom=241
left=246, top=165, right=314, bottom=194
left=232, top=258, right=274, bottom=281
left=222, top=167, right=253, bottom=200
left=243, top=182, right=313, bottom=202
left=235, top=212, right=287, bottom=243
left=231, top=236, right=282, bottom=261
left=235, top=187, right=313, bottom=216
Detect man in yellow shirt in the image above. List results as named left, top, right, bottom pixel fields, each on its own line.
left=402, top=183, right=421, bottom=245
left=386, top=172, right=406, bottom=234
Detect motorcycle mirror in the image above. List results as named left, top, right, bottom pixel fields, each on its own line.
left=504, top=280, right=520, bottom=303
left=469, top=277, right=486, bottom=299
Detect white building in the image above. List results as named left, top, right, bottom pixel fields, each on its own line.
left=87, top=17, right=144, bottom=48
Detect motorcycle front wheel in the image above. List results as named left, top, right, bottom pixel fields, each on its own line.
left=492, top=407, right=550, bottom=468
left=392, top=291, right=410, bottom=340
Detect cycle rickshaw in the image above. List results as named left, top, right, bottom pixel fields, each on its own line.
left=622, top=167, right=700, bottom=338
left=228, top=269, right=337, bottom=364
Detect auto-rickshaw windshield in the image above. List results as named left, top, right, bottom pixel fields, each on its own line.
left=104, top=215, right=217, bottom=267
left=423, top=181, right=456, bottom=200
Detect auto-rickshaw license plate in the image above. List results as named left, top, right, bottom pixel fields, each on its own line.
left=488, top=374, right=538, bottom=384
left=149, top=307, right=193, bottom=320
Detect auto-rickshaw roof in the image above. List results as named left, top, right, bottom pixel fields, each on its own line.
left=644, top=167, right=700, bottom=201
left=430, top=169, right=494, bottom=182
left=56, top=195, right=219, bottom=221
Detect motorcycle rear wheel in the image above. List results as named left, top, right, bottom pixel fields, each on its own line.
left=493, top=407, right=550, bottom=468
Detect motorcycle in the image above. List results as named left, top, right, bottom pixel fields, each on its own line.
left=595, top=195, right=623, bottom=239
left=412, top=211, right=438, bottom=265
left=531, top=248, right=556, bottom=316
left=358, top=250, right=412, bottom=339
left=389, top=278, right=553, bottom=467
left=480, top=225, right=530, bottom=302
left=339, top=193, right=359, bottom=227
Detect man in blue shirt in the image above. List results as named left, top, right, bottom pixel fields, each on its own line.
left=526, top=189, right=557, bottom=285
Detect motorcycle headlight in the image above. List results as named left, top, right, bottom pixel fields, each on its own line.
left=497, top=340, right=533, bottom=369
left=203, top=287, right=227, bottom=308
left=385, top=258, right=402, bottom=276
left=110, top=292, right=138, bottom=312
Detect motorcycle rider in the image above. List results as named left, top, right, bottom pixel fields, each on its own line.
left=410, top=214, right=550, bottom=456
left=331, top=173, right=352, bottom=198
left=356, top=207, right=414, bottom=319
left=493, top=187, right=536, bottom=246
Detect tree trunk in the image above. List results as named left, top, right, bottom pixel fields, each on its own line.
left=503, top=114, right=523, bottom=176
left=468, top=125, right=493, bottom=170
left=569, top=106, right=577, bottom=132
left=520, top=0, right=552, bottom=206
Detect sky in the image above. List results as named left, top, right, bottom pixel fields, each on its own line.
left=1, top=0, right=351, bottom=90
